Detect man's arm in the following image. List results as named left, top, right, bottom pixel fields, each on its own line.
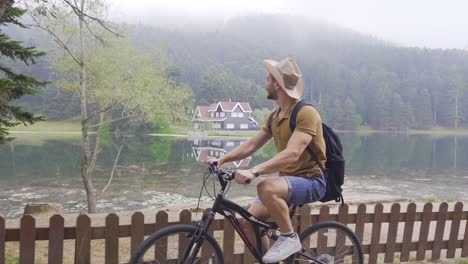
left=255, top=130, right=312, bottom=175
left=218, top=129, right=272, bottom=165
left=233, top=130, right=312, bottom=184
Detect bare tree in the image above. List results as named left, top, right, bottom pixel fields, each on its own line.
left=26, top=0, right=120, bottom=213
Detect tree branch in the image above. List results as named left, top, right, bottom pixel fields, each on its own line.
left=62, top=0, right=122, bottom=37
left=86, top=104, right=113, bottom=122
left=88, top=113, right=142, bottom=128
left=96, top=142, right=124, bottom=197
left=28, top=15, right=81, bottom=65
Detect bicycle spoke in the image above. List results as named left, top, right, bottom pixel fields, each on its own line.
left=290, top=222, right=363, bottom=264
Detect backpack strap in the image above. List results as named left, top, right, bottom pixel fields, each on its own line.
left=267, top=108, right=277, bottom=134
left=290, top=100, right=326, bottom=173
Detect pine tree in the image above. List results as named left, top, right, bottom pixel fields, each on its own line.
left=412, top=88, right=433, bottom=129
left=0, top=5, right=46, bottom=144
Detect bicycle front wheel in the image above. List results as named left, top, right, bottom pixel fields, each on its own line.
left=129, top=224, right=224, bottom=264
left=287, top=221, right=363, bottom=264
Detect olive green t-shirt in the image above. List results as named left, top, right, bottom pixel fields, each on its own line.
left=262, top=100, right=326, bottom=178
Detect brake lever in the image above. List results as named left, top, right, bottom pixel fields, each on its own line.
left=209, top=161, right=218, bottom=173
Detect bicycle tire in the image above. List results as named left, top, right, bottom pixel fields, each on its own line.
left=129, top=224, right=224, bottom=264
left=286, top=221, right=364, bottom=264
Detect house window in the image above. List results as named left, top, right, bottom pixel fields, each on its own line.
left=240, top=124, right=248, bottom=129
left=238, top=112, right=244, bottom=118
left=210, top=112, right=214, bottom=117
left=226, top=141, right=234, bottom=147
left=212, top=123, right=221, bottom=129
left=226, top=124, right=234, bottom=129
left=231, top=112, right=238, bottom=118
left=194, top=123, right=200, bottom=129
left=220, top=112, right=225, bottom=117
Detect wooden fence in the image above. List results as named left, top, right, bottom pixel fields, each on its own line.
left=1, top=202, right=467, bottom=263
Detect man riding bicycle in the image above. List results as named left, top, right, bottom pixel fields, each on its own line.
left=209, top=57, right=327, bottom=263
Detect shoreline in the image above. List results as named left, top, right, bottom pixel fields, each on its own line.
left=4, top=193, right=408, bottom=228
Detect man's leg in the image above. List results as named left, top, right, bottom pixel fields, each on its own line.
left=244, top=201, right=271, bottom=253
left=257, top=177, right=292, bottom=233
left=257, top=177, right=302, bottom=263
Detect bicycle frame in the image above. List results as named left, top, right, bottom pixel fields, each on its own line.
left=188, top=170, right=298, bottom=263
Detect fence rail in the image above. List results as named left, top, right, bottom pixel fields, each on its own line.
left=1, top=202, right=467, bottom=263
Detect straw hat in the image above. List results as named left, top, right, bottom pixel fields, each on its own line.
left=263, top=58, right=303, bottom=100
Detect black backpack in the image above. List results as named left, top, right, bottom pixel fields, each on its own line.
left=268, top=100, right=345, bottom=205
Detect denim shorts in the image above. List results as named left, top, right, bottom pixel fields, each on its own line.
left=254, top=174, right=327, bottom=206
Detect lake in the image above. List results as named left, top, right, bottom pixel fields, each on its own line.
left=1, top=132, right=467, bottom=218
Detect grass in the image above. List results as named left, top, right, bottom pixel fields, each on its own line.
left=5, top=254, right=19, bottom=264
left=352, top=126, right=468, bottom=136
left=9, top=120, right=81, bottom=133
left=10, top=120, right=468, bottom=138
left=422, top=198, right=456, bottom=203
left=207, top=131, right=256, bottom=138
left=409, top=127, right=468, bottom=136
left=458, top=259, right=468, bottom=264
left=407, top=198, right=457, bottom=203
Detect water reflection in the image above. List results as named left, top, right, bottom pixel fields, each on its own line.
left=0, top=133, right=467, bottom=217
left=192, top=138, right=251, bottom=168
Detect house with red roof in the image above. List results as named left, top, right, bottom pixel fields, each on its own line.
left=192, top=101, right=258, bottom=130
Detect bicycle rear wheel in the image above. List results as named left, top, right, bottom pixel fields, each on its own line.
left=129, top=224, right=224, bottom=264
left=287, top=221, right=363, bottom=264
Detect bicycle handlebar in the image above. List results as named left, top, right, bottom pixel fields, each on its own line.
left=208, top=161, right=251, bottom=184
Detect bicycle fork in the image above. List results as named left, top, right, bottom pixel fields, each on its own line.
left=179, top=212, right=216, bottom=264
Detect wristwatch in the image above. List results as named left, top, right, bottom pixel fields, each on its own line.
left=250, top=167, right=260, bottom=177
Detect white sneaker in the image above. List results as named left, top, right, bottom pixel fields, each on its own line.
left=262, top=233, right=302, bottom=263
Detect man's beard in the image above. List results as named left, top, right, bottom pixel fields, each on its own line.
left=267, top=89, right=278, bottom=100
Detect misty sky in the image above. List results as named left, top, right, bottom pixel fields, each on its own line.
left=109, top=0, right=468, bottom=50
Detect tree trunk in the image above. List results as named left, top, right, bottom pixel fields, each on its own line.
left=453, top=136, right=457, bottom=169
left=455, top=86, right=459, bottom=129
left=89, top=111, right=105, bottom=174
left=78, top=0, right=96, bottom=213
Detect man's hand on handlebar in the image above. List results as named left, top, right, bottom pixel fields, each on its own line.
left=205, top=158, right=220, bottom=171
left=234, top=169, right=255, bottom=185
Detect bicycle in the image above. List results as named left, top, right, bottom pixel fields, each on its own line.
left=129, top=163, right=363, bottom=264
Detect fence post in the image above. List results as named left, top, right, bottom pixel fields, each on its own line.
left=201, top=208, right=215, bottom=259
left=130, top=212, right=144, bottom=264
left=384, top=203, right=400, bottom=263
left=462, top=209, right=468, bottom=257
left=337, top=204, right=349, bottom=260
left=432, top=203, right=448, bottom=260
left=48, top=214, right=64, bottom=264
left=369, top=203, right=383, bottom=264
left=155, top=211, right=169, bottom=261
left=179, top=209, right=192, bottom=259
left=317, top=205, right=330, bottom=254
left=223, top=215, right=235, bottom=264
left=300, top=204, right=312, bottom=249
left=447, top=202, right=463, bottom=258
left=355, top=204, right=366, bottom=245
left=400, top=203, right=416, bottom=262
left=20, top=215, right=36, bottom=264
left=105, top=213, right=119, bottom=264
left=0, top=216, right=5, bottom=264
left=75, top=214, right=91, bottom=264
left=416, top=203, right=433, bottom=261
